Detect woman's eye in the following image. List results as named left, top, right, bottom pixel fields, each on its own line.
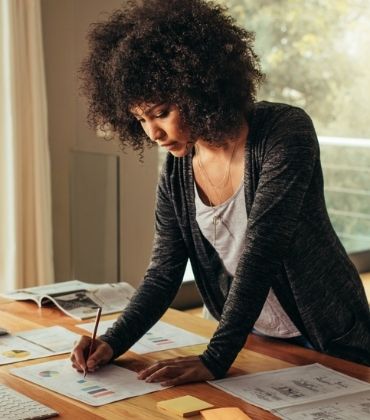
left=155, top=109, right=169, bottom=118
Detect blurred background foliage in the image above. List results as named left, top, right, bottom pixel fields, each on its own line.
left=221, top=0, right=370, bottom=138
left=220, top=0, right=370, bottom=252
left=159, top=1, right=370, bottom=253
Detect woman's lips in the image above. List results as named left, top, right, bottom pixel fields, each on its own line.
left=161, top=142, right=177, bottom=150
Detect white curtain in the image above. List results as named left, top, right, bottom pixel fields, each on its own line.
left=0, top=0, right=54, bottom=292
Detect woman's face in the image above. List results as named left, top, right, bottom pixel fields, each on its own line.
left=130, top=103, right=193, bottom=157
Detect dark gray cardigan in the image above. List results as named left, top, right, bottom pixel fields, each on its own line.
left=100, top=101, right=370, bottom=378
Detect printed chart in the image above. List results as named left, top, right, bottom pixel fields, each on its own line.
left=11, top=359, right=168, bottom=406
left=275, top=390, right=370, bottom=420
left=77, top=320, right=208, bottom=354
left=76, top=378, right=115, bottom=399
left=143, top=331, right=175, bottom=347
left=0, top=336, right=50, bottom=365
left=17, top=326, right=79, bottom=353
left=2, top=349, right=30, bottom=358
left=0, top=326, right=80, bottom=365
left=209, top=364, right=370, bottom=420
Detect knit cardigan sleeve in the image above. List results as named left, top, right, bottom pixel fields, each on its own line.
left=199, top=107, right=320, bottom=378
left=99, top=167, right=188, bottom=358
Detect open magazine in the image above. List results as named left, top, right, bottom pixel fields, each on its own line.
left=1, top=280, right=136, bottom=320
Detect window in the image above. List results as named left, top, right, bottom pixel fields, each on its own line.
left=226, top=0, right=370, bottom=254
left=159, top=0, right=370, bottom=255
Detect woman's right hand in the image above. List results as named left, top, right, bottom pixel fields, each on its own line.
left=70, top=335, right=114, bottom=373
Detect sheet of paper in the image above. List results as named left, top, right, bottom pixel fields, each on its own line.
left=0, top=326, right=79, bottom=365
left=0, top=335, right=51, bottom=364
left=11, top=358, right=167, bottom=406
left=209, top=364, right=370, bottom=411
left=77, top=319, right=208, bottom=354
left=273, top=390, right=370, bottom=420
left=16, top=326, right=79, bottom=353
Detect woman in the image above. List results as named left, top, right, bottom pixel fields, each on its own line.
left=71, top=0, right=370, bottom=385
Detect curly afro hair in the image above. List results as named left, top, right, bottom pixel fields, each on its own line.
left=80, top=0, right=264, bottom=152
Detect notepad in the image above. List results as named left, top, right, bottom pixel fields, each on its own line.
left=157, top=395, right=214, bottom=417
left=201, top=407, right=252, bottom=420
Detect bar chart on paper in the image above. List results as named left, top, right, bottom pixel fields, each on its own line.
left=76, top=378, right=115, bottom=399
left=10, top=359, right=168, bottom=406
left=77, top=320, right=208, bottom=353
left=143, top=331, right=175, bottom=347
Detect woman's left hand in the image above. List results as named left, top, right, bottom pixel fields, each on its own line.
left=137, top=355, right=214, bottom=386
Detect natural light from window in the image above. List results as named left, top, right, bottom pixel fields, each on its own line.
left=159, top=0, right=370, bottom=254
left=0, top=0, right=17, bottom=286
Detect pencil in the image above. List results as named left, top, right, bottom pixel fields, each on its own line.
left=84, top=306, right=102, bottom=378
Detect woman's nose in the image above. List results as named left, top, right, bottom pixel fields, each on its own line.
left=147, top=123, right=165, bottom=142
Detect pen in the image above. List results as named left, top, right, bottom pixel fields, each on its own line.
left=84, top=306, right=102, bottom=378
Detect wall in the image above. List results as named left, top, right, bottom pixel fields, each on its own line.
left=41, top=0, right=158, bottom=287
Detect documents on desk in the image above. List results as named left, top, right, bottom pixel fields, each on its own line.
left=77, top=319, right=208, bottom=353
left=276, top=390, right=370, bottom=420
left=10, top=358, right=169, bottom=406
left=209, top=363, right=370, bottom=420
left=2, top=298, right=370, bottom=418
left=8, top=319, right=208, bottom=408
left=0, top=326, right=79, bottom=365
left=2, top=280, right=136, bottom=320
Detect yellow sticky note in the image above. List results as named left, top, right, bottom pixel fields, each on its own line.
left=157, top=395, right=214, bottom=417
left=201, top=407, right=252, bottom=420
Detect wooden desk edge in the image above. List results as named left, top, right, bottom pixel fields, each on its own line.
left=0, top=301, right=369, bottom=420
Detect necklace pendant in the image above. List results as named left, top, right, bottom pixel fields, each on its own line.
left=213, top=215, right=219, bottom=247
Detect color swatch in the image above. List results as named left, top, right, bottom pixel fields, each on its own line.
left=146, top=332, right=175, bottom=346
left=77, top=379, right=115, bottom=398
left=2, top=349, right=30, bottom=358
left=39, top=370, right=59, bottom=377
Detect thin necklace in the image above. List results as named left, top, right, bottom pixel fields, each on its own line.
left=196, top=140, right=238, bottom=204
left=197, top=142, right=237, bottom=190
left=195, top=141, right=238, bottom=246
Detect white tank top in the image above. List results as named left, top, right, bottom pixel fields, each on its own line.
left=194, top=181, right=300, bottom=338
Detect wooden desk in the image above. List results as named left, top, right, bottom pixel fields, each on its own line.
left=0, top=301, right=369, bottom=419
